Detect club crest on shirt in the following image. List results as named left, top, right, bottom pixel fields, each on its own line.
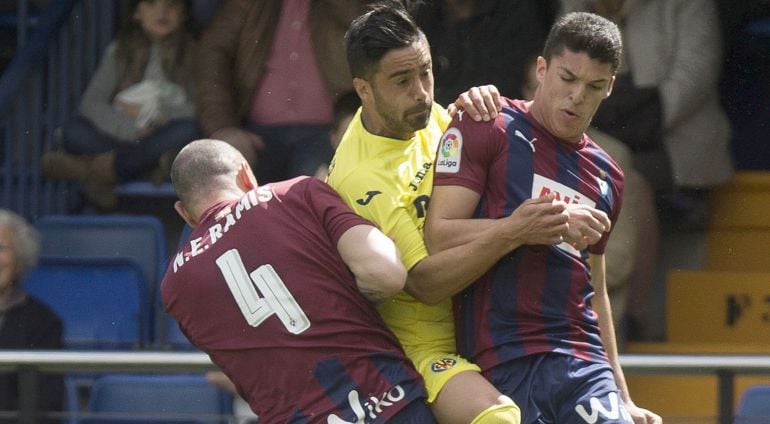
left=597, top=171, right=609, bottom=197
left=436, top=128, right=462, bottom=173
left=430, top=357, right=457, bottom=373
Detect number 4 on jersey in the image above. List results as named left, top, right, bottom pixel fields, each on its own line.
left=216, top=249, right=311, bottom=334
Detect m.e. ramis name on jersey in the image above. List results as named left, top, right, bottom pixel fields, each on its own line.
left=172, top=186, right=274, bottom=273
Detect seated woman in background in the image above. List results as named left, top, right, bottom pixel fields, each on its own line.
left=0, top=209, right=64, bottom=422
left=42, top=0, right=200, bottom=210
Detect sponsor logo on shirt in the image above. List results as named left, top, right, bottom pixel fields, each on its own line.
left=430, top=357, right=457, bottom=373
left=327, top=385, right=407, bottom=423
left=514, top=129, right=536, bottom=152
left=408, top=161, right=433, bottom=191
left=532, top=174, right=596, bottom=256
left=436, top=128, right=462, bottom=173
left=356, top=190, right=382, bottom=206
left=597, top=170, right=609, bottom=197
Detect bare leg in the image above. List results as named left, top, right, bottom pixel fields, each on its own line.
left=431, top=371, right=518, bottom=424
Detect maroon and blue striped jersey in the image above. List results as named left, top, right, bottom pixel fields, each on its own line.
left=434, top=98, right=625, bottom=372
left=161, top=176, right=426, bottom=423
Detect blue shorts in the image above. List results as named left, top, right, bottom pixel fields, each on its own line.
left=488, top=353, right=633, bottom=424
left=390, top=399, right=437, bottom=423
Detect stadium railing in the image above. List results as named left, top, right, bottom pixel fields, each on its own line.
left=2, top=351, right=770, bottom=424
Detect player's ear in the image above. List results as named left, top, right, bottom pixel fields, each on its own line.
left=237, top=161, right=257, bottom=191
left=174, top=200, right=199, bottom=228
left=353, top=77, right=370, bottom=103
left=604, top=75, right=616, bottom=98
left=535, top=56, right=547, bottom=84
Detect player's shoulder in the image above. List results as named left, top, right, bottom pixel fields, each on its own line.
left=431, top=103, right=452, bottom=129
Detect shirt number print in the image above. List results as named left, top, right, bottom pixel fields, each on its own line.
left=216, top=249, right=311, bottom=334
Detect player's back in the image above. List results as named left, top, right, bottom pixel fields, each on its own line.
left=161, top=176, right=425, bottom=423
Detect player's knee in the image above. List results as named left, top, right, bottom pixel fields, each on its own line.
left=470, top=402, right=521, bottom=424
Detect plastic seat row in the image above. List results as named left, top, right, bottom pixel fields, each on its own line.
left=60, top=373, right=234, bottom=424
left=23, top=214, right=193, bottom=350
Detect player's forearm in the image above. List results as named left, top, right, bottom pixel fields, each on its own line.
left=425, top=215, right=512, bottom=254
left=589, top=254, right=634, bottom=404
left=406, top=219, right=523, bottom=304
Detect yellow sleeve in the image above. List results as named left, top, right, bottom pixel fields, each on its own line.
left=332, top=169, right=428, bottom=271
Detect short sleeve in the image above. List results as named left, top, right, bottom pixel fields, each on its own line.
left=331, top=171, right=428, bottom=271
left=434, top=112, right=504, bottom=195
left=304, top=178, right=374, bottom=245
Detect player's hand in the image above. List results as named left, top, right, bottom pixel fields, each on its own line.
left=448, top=84, right=502, bottom=122
left=625, top=402, right=662, bottom=424
left=504, top=193, right=569, bottom=246
left=562, top=204, right=611, bottom=250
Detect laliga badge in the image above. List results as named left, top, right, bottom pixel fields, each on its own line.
left=436, top=128, right=462, bottom=173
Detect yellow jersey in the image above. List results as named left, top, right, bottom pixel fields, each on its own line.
left=327, top=104, right=478, bottom=401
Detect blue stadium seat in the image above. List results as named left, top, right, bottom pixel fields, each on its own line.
left=735, top=385, right=770, bottom=424
left=156, top=224, right=195, bottom=350
left=22, top=256, right=150, bottom=349
left=35, top=214, right=168, bottom=292
left=35, top=214, right=169, bottom=343
left=78, top=374, right=233, bottom=424
left=158, top=311, right=195, bottom=351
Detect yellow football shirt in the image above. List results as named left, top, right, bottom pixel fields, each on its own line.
left=327, top=103, right=479, bottom=401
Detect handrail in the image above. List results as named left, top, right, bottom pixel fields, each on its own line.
left=0, top=350, right=216, bottom=372
left=5, top=351, right=770, bottom=373
left=1, top=351, right=769, bottom=423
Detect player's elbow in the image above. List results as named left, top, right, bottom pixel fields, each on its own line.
left=377, top=262, right=408, bottom=298
left=356, top=261, right=407, bottom=300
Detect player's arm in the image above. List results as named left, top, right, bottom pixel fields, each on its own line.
left=588, top=254, right=661, bottom=424
left=412, top=187, right=568, bottom=305
left=337, top=224, right=407, bottom=304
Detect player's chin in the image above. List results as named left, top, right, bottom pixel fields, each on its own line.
left=406, top=111, right=431, bottom=131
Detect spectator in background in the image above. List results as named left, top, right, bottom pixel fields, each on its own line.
left=0, top=209, right=64, bottom=423
left=414, top=0, right=557, bottom=106
left=195, top=1, right=369, bottom=184
left=41, top=0, right=200, bottom=210
left=560, top=0, right=733, bottom=340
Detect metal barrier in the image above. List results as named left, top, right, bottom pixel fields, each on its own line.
left=2, top=351, right=770, bottom=424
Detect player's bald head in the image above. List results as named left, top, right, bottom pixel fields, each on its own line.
left=171, top=139, right=245, bottom=208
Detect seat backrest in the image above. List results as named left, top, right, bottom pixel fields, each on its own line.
left=22, top=256, right=150, bottom=349
left=159, top=311, right=196, bottom=351
left=82, top=373, right=232, bottom=424
left=735, top=385, right=770, bottom=424
left=35, top=214, right=168, bottom=305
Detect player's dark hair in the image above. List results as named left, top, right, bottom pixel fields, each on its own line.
left=542, top=12, right=622, bottom=73
left=345, top=1, right=427, bottom=80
